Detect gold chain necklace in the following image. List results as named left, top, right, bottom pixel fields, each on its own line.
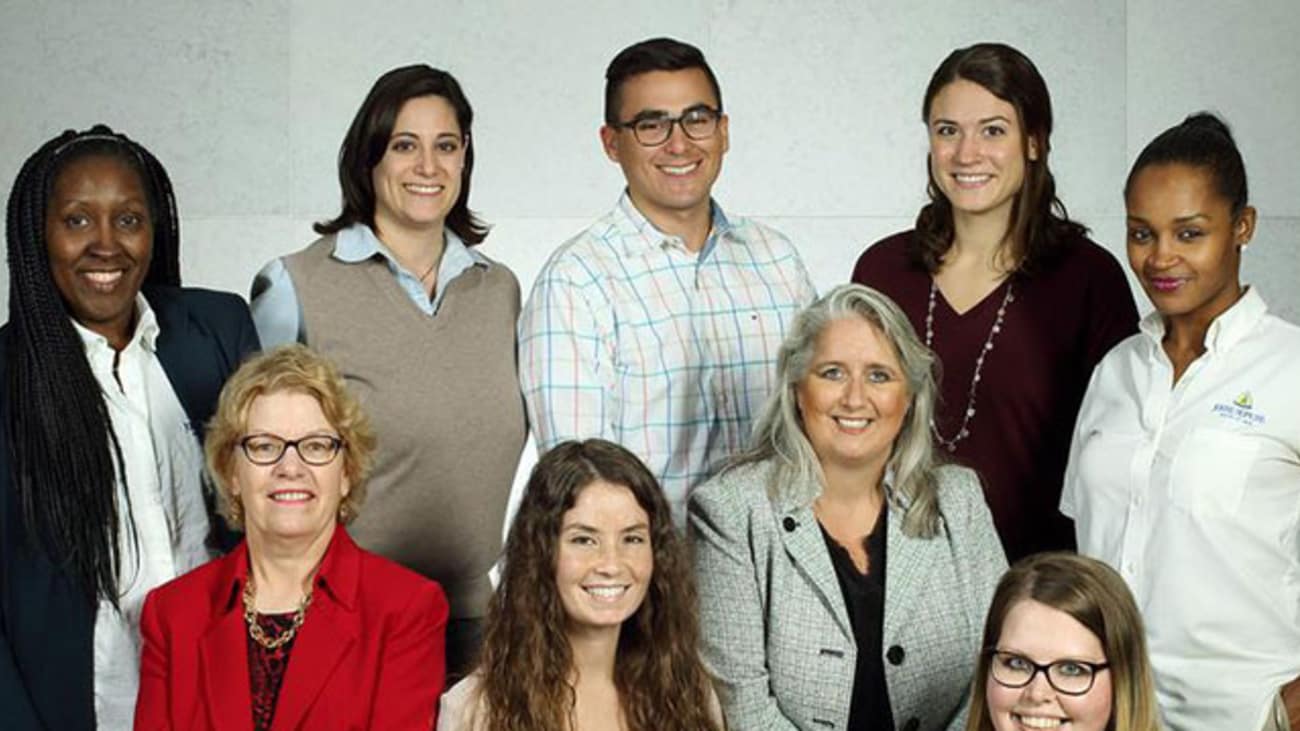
left=242, top=576, right=312, bottom=650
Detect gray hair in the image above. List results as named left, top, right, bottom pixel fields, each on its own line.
left=733, top=283, right=944, bottom=538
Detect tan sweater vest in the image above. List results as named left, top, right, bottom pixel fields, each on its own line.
left=285, top=236, right=526, bottom=619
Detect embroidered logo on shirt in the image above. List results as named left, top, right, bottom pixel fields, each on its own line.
left=1212, top=392, right=1265, bottom=426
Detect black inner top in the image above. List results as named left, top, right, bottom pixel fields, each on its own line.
left=820, top=506, right=893, bottom=731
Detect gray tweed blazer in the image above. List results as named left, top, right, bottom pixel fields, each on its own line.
left=689, top=460, right=1007, bottom=731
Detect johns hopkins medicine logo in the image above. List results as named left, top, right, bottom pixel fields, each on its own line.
left=1212, top=390, right=1266, bottom=426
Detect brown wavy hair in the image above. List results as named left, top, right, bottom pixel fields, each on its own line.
left=966, top=552, right=1161, bottom=731
left=913, top=42, right=1087, bottom=277
left=477, top=439, right=721, bottom=731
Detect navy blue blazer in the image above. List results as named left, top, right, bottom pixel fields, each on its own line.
left=0, top=286, right=259, bottom=730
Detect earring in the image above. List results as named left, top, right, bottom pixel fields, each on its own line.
left=229, top=494, right=244, bottom=527
left=1238, top=243, right=1249, bottom=253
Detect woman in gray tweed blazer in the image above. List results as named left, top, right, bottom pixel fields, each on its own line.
left=690, top=284, right=1007, bottom=731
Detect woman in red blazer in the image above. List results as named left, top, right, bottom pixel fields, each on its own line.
left=135, top=344, right=448, bottom=730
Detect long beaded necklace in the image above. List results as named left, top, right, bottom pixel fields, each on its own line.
left=242, top=576, right=313, bottom=650
left=924, top=278, right=1015, bottom=452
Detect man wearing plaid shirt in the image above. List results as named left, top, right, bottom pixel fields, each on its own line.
left=519, top=37, right=816, bottom=522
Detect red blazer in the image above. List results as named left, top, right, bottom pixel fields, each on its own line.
left=135, top=527, right=447, bottom=730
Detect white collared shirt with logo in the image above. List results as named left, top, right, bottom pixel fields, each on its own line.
left=1061, top=287, right=1300, bottom=731
left=73, top=295, right=211, bottom=729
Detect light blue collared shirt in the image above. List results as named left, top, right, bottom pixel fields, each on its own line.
left=250, top=223, right=488, bottom=347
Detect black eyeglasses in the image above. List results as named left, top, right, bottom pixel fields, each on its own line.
left=987, top=650, right=1110, bottom=696
left=239, top=434, right=344, bottom=466
left=613, top=105, right=722, bottom=146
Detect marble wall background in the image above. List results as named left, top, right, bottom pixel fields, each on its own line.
left=3, top=0, right=1297, bottom=511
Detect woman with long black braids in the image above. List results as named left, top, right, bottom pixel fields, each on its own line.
left=0, top=125, right=259, bottom=729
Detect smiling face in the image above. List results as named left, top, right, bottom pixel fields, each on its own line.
left=600, top=68, right=729, bottom=231
left=928, top=79, right=1036, bottom=226
left=1125, top=162, right=1254, bottom=329
left=371, top=94, right=465, bottom=241
left=554, top=479, right=653, bottom=639
left=796, top=316, right=911, bottom=479
left=231, top=390, right=349, bottom=550
left=44, top=154, right=153, bottom=349
left=987, top=599, right=1113, bottom=731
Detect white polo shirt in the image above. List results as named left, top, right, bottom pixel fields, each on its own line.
left=73, top=296, right=211, bottom=729
left=1061, top=287, right=1300, bottom=731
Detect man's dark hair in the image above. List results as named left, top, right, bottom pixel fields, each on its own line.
left=604, top=37, right=723, bottom=125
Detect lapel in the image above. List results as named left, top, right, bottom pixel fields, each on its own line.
left=145, top=287, right=211, bottom=435
left=145, top=287, right=245, bottom=551
left=270, top=529, right=361, bottom=731
left=774, top=486, right=854, bottom=642
left=199, top=544, right=255, bottom=731
left=882, top=501, right=938, bottom=638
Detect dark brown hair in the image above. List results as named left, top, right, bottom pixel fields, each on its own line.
left=1125, top=112, right=1248, bottom=218
left=913, top=42, right=1086, bottom=276
left=477, top=439, right=721, bottom=731
left=604, top=37, right=723, bottom=124
left=315, top=64, right=488, bottom=244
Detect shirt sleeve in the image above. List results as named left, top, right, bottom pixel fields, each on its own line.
left=369, top=581, right=448, bottom=730
left=793, top=245, right=818, bottom=305
left=0, top=634, right=42, bottom=729
left=249, top=258, right=304, bottom=347
left=949, top=470, right=1010, bottom=730
left=133, top=590, right=169, bottom=730
left=689, top=479, right=802, bottom=731
left=765, top=225, right=817, bottom=305
left=517, top=258, right=617, bottom=452
left=1060, top=365, right=1105, bottom=520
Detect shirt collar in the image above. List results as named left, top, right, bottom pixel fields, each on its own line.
left=220, top=526, right=361, bottom=613
left=612, top=190, right=734, bottom=258
left=70, top=293, right=159, bottom=355
left=1138, top=285, right=1268, bottom=355
left=332, top=223, right=490, bottom=271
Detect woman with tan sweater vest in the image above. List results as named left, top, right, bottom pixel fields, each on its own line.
left=250, top=64, right=526, bottom=680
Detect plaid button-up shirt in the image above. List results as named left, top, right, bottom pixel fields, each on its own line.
left=519, top=193, right=816, bottom=521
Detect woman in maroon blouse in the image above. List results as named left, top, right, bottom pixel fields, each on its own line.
left=135, top=345, right=448, bottom=730
left=852, top=43, right=1138, bottom=561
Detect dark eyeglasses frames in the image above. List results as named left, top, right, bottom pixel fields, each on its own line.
left=987, top=650, right=1110, bottom=696
left=613, top=106, right=722, bottom=146
left=238, top=435, right=344, bottom=466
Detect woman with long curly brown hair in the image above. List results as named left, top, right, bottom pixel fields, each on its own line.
left=437, top=439, right=722, bottom=731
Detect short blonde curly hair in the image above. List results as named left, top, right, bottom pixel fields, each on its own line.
left=205, top=344, right=376, bottom=530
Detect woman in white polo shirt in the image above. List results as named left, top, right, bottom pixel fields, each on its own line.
left=1061, top=113, right=1299, bottom=731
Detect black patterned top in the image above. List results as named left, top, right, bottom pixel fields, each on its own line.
left=246, top=613, right=298, bottom=731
